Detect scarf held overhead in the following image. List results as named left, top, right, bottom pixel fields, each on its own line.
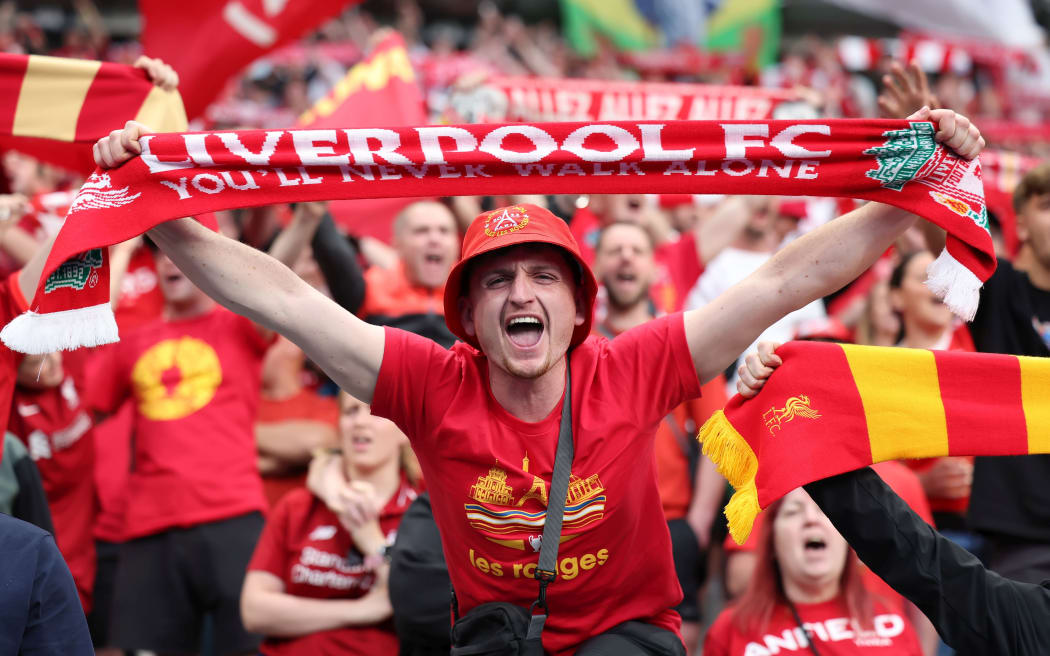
left=0, top=53, right=187, bottom=174
left=700, top=341, right=1050, bottom=545
left=1, top=118, right=992, bottom=354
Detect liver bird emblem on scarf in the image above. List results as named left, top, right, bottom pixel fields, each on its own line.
left=763, top=395, right=822, bottom=435
left=69, top=173, right=141, bottom=213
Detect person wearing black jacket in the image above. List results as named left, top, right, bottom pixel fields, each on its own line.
left=804, top=467, right=1050, bottom=655
left=0, top=511, right=94, bottom=655
left=965, top=163, right=1050, bottom=583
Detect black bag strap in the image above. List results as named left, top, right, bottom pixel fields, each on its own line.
left=524, top=364, right=574, bottom=650
left=787, top=599, right=822, bottom=656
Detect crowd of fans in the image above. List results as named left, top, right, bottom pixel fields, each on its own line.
left=0, top=1, right=1049, bottom=655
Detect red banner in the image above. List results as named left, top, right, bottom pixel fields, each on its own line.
left=296, top=31, right=427, bottom=243
left=140, top=0, right=360, bottom=120
left=446, top=76, right=801, bottom=123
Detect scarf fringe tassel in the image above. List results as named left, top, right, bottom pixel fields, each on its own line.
left=926, top=248, right=981, bottom=322
left=697, top=410, right=761, bottom=545
left=725, top=480, right=760, bottom=546
left=0, top=303, right=118, bottom=354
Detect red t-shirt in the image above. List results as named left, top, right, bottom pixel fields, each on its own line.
left=653, top=380, right=726, bottom=520
left=247, top=480, right=419, bottom=656
left=8, top=376, right=97, bottom=611
left=0, top=271, right=28, bottom=440
left=89, top=306, right=271, bottom=539
left=653, top=234, right=704, bottom=314
left=89, top=398, right=134, bottom=543
left=113, top=246, right=165, bottom=333
left=569, top=206, right=601, bottom=267
left=372, top=314, right=702, bottom=654
left=704, top=597, right=923, bottom=656
left=359, top=261, right=445, bottom=319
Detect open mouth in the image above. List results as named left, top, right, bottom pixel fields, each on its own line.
left=615, top=270, right=637, bottom=283
left=505, top=315, right=544, bottom=349
left=350, top=434, right=372, bottom=451
left=803, top=537, right=827, bottom=552
left=424, top=253, right=445, bottom=265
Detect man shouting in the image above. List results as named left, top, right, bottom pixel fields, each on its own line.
left=92, top=107, right=983, bottom=655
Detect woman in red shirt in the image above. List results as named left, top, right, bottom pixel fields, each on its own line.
left=240, top=392, right=419, bottom=656
left=704, top=488, right=923, bottom=656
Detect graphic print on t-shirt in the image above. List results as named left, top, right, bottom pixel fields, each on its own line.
left=465, top=451, right=605, bottom=552
left=130, top=336, right=222, bottom=420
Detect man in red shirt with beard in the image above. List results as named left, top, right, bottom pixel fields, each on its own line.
left=94, top=108, right=983, bottom=654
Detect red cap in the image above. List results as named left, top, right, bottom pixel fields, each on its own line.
left=778, top=199, right=808, bottom=220
left=443, top=204, right=598, bottom=349
left=658, top=193, right=693, bottom=209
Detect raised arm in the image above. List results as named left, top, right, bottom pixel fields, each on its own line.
left=684, top=108, right=984, bottom=383
left=311, top=211, right=367, bottom=314
left=94, top=123, right=384, bottom=402
left=805, top=467, right=1050, bottom=654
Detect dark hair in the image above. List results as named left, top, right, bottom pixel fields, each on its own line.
left=888, top=250, right=924, bottom=290
left=1013, top=162, right=1050, bottom=213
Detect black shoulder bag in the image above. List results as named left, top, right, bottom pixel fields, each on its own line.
left=449, top=367, right=575, bottom=656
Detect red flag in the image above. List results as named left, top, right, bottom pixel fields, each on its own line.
left=297, top=31, right=428, bottom=243
left=140, top=0, right=361, bottom=120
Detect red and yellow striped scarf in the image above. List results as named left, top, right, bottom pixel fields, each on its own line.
left=0, top=53, right=186, bottom=173
left=699, top=340, right=1050, bottom=544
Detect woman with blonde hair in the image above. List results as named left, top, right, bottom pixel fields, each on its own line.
left=241, top=392, right=420, bottom=655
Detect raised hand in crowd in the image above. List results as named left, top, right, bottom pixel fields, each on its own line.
left=736, top=340, right=783, bottom=398
left=0, top=192, right=36, bottom=265
left=107, top=234, right=142, bottom=308
left=916, top=456, right=973, bottom=500
left=133, top=55, right=178, bottom=91
left=268, top=202, right=328, bottom=268
left=338, top=480, right=389, bottom=559
left=336, top=480, right=382, bottom=532
left=0, top=192, right=28, bottom=223
left=306, top=449, right=383, bottom=533
left=879, top=61, right=939, bottom=120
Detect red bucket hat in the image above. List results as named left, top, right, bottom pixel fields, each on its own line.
left=443, top=203, right=598, bottom=349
